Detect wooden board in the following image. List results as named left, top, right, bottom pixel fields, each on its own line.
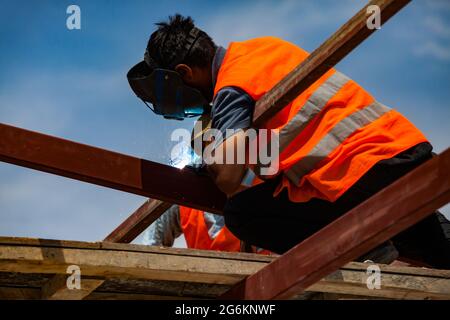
left=0, top=237, right=449, bottom=300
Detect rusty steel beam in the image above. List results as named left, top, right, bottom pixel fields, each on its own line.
left=104, top=199, right=172, bottom=243
left=0, top=123, right=226, bottom=214
left=253, top=0, right=411, bottom=126
left=221, top=149, right=450, bottom=299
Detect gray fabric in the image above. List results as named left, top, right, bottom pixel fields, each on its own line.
left=285, top=101, right=391, bottom=184
left=279, top=71, right=350, bottom=151
left=211, top=87, right=255, bottom=139
left=142, top=205, right=182, bottom=246
left=241, top=168, right=257, bottom=187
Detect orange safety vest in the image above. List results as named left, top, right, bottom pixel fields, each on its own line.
left=214, top=37, right=428, bottom=203
left=179, top=206, right=242, bottom=252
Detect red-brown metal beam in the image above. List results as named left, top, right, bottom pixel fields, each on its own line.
left=221, top=148, right=450, bottom=299
left=253, top=0, right=411, bottom=126
left=104, top=199, right=172, bottom=243
left=0, top=123, right=226, bottom=214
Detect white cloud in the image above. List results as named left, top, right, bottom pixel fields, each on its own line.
left=390, top=2, right=450, bottom=61
left=423, top=16, right=450, bottom=38
left=0, top=79, right=72, bottom=135
left=414, top=41, right=450, bottom=61
left=412, top=15, right=450, bottom=61
left=202, top=0, right=360, bottom=48
left=424, top=0, right=450, bottom=12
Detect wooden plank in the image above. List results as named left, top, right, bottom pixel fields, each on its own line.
left=42, top=211, right=272, bottom=300
left=41, top=274, right=104, bottom=300
left=0, top=286, right=198, bottom=300
left=253, top=0, right=411, bottom=126
left=5, top=236, right=107, bottom=300
left=0, top=286, right=397, bottom=300
left=0, top=285, right=356, bottom=300
left=0, top=287, right=42, bottom=300
left=99, top=241, right=275, bottom=262
left=41, top=223, right=272, bottom=299
left=0, top=123, right=226, bottom=214
left=87, top=290, right=198, bottom=300
left=0, top=237, right=102, bottom=249
left=308, top=265, right=450, bottom=300
left=0, top=270, right=225, bottom=299
left=0, top=236, right=274, bottom=262
left=0, top=238, right=449, bottom=300
left=342, top=261, right=450, bottom=279
left=104, top=199, right=172, bottom=243
left=93, top=277, right=228, bottom=299
left=0, top=244, right=267, bottom=285
left=221, top=149, right=450, bottom=299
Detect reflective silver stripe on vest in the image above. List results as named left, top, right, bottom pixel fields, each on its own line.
left=203, top=212, right=226, bottom=240
left=240, top=168, right=257, bottom=187
left=279, top=71, right=350, bottom=151
left=285, top=101, right=392, bottom=185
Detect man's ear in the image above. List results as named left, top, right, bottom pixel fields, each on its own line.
left=175, top=64, right=194, bottom=83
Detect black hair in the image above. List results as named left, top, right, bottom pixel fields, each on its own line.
left=146, top=14, right=217, bottom=70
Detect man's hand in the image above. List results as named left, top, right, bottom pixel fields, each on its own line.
left=206, top=131, right=249, bottom=197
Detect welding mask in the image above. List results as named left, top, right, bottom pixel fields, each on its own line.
left=127, top=27, right=209, bottom=120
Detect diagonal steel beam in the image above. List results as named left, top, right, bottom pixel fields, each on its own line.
left=221, top=148, right=450, bottom=299
left=0, top=123, right=226, bottom=214
left=104, top=199, right=172, bottom=243
left=253, top=0, right=411, bottom=126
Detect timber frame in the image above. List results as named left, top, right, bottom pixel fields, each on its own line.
left=0, top=237, right=449, bottom=300
left=1, top=0, right=449, bottom=300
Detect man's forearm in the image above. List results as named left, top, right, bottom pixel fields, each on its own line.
left=207, top=162, right=246, bottom=196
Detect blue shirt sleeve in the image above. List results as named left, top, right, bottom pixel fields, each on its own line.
left=210, top=86, right=255, bottom=138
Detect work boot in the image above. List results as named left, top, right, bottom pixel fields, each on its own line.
left=392, top=211, right=450, bottom=269
left=356, top=241, right=399, bottom=264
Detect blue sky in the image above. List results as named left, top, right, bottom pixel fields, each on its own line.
left=0, top=0, right=449, bottom=246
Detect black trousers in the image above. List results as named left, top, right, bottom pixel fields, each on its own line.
left=224, top=142, right=450, bottom=269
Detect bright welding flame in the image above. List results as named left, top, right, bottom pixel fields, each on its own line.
left=169, top=141, right=200, bottom=169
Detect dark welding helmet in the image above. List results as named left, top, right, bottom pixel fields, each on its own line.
left=127, top=27, right=209, bottom=120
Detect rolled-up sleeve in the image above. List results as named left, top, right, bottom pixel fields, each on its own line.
left=211, top=86, right=255, bottom=138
